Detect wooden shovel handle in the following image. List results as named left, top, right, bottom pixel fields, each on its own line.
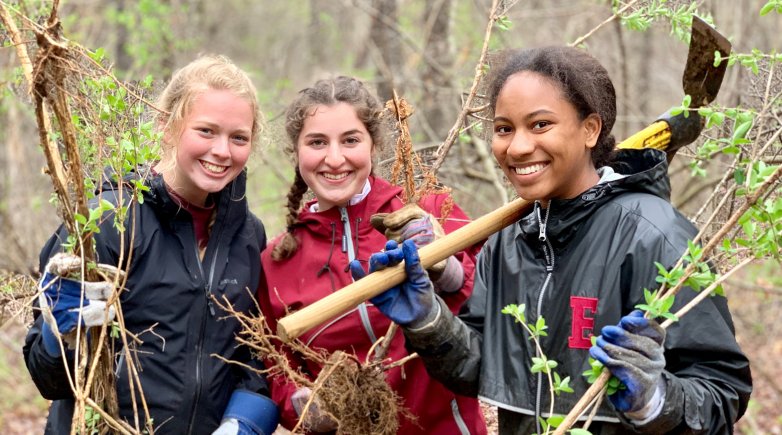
left=276, top=197, right=532, bottom=342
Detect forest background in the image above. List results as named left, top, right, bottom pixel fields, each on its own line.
left=0, top=0, right=780, bottom=433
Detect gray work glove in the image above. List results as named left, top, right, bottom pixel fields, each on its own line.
left=291, top=387, right=338, bottom=433
left=370, top=204, right=463, bottom=293
left=589, top=310, right=666, bottom=414
left=37, top=253, right=117, bottom=356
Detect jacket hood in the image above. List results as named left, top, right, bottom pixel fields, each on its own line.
left=99, top=165, right=249, bottom=220
left=519, top=148, right=671, bottom=248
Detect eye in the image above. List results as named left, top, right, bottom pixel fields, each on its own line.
left=494, top=125, right=512, bottom=135
left=344, top=136, right=361, bottom=145
left=197, top=127, right=214, bottom=135
left=532, top=120, right=551, bottom=130
left=232, top=134, right=250, bottom=145
left=307, top=138, right=327, bottom=148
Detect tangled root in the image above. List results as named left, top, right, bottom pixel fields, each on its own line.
left=313, top=351, right=413, bottom=435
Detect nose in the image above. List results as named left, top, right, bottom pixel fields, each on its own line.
left=507, top=131, right=535, bottom=157
left=212, top=135, right=231, bottom=159
left=324, top=142, right=345, bottom=167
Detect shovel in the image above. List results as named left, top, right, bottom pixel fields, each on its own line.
left=276, top=16, right=732, bottom=343
left=615, top=16, right=731, bottom=160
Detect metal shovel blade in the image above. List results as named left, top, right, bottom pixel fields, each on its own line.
left=683, top=16, right=732, bottom=107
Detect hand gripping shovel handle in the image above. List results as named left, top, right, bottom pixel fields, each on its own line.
left=277, top=16, right=732, bottom=343
left=276, top=197, right=531, bottom=342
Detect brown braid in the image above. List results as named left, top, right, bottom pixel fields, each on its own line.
left=271, top=167, right=310, bottom=261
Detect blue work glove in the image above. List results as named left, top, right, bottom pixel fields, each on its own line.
left=37, top=253, right=117, bottom=356
left=349, top=239, right=436, bottom=328
left=370, top=204, right=464, bottom=293
left=589, top=310, right=666, bottom=414
left=291, top=386, right=338, bottom=433
left=212, top=389, right=279, bottom=435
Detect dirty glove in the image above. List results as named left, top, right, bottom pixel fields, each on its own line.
left=350, top=239, right=437, bottom=328
left=370, top=204, right=463, bottom=293
left=213, top=389, right=279, bottom=435
left=37, top=253, right=117, bottom=356
left=590, top=310, right=666, bottom=416
left=290, top=387, right=338, bottom=433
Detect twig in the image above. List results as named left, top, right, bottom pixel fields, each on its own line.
left=384, top=352, right=419, bottom=371
left=568, top=0, right=643, bottom=48
left=661, top=257, right=753, bottom=328
left=430, top=0, right=501, bottom=176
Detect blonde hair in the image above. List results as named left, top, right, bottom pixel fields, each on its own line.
left=155, top=54, right=263, bottom=163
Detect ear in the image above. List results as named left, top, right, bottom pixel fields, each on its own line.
left=158, top=117, right=174, bottom=148
left=583, top=114, right=602, bottom=149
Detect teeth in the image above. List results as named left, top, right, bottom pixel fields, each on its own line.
left=202, top=161, right=227, bottom=174
left=515, top=163, right=546, bottom=175
left=323, top=172, right=348, bottom=180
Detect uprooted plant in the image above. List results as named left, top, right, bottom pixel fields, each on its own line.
left=212, top=293, right=416, bottom=435
left=1, top=1, right=162, bottom=433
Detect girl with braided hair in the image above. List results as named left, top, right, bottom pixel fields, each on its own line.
left=258, top=76, right=487, bottom=434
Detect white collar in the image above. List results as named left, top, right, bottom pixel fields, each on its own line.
left=309, top=178, right=372, bottom=212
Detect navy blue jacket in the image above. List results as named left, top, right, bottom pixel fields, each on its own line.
left=24, top=169, right=269, bottom=434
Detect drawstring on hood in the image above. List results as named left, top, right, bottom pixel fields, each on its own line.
left=317, top=222, right=338, bottom=292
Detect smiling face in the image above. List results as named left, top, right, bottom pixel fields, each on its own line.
left=492, top=71, right=601, bottom=202
left=159, top=89, right=254, bottom=206
left=296, top=103, right=373, bottom=211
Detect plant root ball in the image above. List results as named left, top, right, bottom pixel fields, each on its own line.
left=314, top=351, right=413, bottom=435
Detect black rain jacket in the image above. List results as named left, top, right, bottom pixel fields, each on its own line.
left=405, top=149, right=752, bottom=434
left=23, top=170, right=269, bottom=435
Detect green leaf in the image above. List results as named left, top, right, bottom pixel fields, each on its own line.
left=760, top=3, right=775, bottom=15
left=569, top=429, right=594, bottom=435
left=659, top=294, right=675, bottom=314
left=732, top=120, right=753, bottom=144
left=495, top=15, right=513, bottom=31
left=713, top=50, right=723, bottom=67
left=546, top=415, right=564, bottom=428
left=88, top=47, right=106, bottom=63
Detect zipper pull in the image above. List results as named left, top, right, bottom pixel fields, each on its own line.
left=535, top=202, right=548, bottom=242
left=205, top=287, right=215, bottom=316
left=340, top=208, right=349, bottom=253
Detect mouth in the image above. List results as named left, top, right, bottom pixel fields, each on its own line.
left=321, top=172, right=350, bottom=181
left=513, top=162, right=548, bottom=176
left=200, top=160, right=229, bottom=174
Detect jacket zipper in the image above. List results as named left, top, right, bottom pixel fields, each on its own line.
left=534, top=202, right=555, bottom=435
left=339, top=207, right=378, bottom=344
left=186, top=226, right=221, bottom=434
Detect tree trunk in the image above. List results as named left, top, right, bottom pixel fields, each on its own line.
left=369, top=0, right=402, bottom=103
left=420, top=0, right=456, bottom=141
